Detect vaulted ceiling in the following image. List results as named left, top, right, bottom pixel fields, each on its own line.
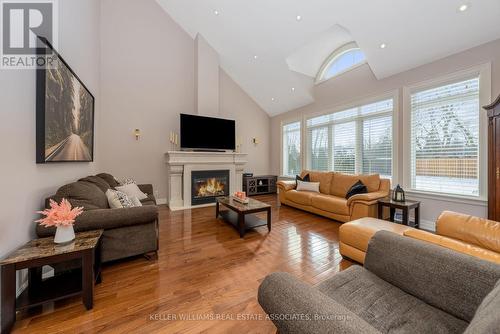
left=156, top=0, right=500, bottom=116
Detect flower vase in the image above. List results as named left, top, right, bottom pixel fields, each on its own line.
left=54, top=225, right=75, bottom=244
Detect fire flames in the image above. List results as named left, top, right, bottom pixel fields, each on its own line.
left=195, top=178, right=225, bottom=197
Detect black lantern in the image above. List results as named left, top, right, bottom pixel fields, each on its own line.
left=392, top=184, right=406, bottom=202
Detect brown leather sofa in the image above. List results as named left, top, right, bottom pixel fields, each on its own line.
left=36, top=173, right=159, bottom=263
left=340, top=211, right=500, bottom=264
left=277, top=170, right=390, bottom=222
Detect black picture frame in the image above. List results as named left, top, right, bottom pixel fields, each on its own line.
left=36, top=37, right=95, bottom=163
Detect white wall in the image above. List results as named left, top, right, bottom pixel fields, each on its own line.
left=271, top=38, right=500, bottom=228
left=219, top=70, right=271, bottom=175
left=195, top=34, right=220, bottom=116
left=0, top=0, right=101, bottom=304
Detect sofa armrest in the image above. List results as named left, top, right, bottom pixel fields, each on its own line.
left=365, top=231, right=500, bottom=322
left=346, top=190, right=388, bottom=206
left=258, top=272, right=380, bottom=334
left=36, top=206, right=159, bottom=238
left=277, top=180, right=296, bottom=192
left=137, top=184, right=153, bottom=196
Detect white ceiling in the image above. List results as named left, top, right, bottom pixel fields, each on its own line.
left=156, top=0, right=500, bottom=116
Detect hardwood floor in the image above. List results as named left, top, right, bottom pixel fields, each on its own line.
left=13, top=194, right=353, bottom=333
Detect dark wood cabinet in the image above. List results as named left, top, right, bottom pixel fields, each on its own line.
left=484, top=94, right=500, bottom=221
left=242, top=175, right=277, bottom=196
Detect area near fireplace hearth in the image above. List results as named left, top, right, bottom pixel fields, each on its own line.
left=165, top=151, right=247, bottom=210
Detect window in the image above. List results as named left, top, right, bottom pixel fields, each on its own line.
left=410, top=77, right=480, bottom=197
left=306, top=98, right=393, bottom=178
left=282, top=121, right=301, bottom=177
left=317, top=43, right=366, bottom=82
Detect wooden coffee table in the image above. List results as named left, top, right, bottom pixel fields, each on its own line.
left=216, top=197, right=271, bottom=238
left=1, top=230, right=103, bottom=333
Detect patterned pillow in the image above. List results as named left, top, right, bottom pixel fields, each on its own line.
left=120, top=178, right=137, bottom=185
left=106, top=189, right=133, bottom=208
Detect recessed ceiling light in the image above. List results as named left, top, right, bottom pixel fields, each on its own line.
left=380, top=43, right=387, bottom=49
left=253, top=55, right=258, bottom=60
left=459, top=4, right=468, bottom=12
left=291, top=87, right=295, bottom=92
left=214, top=9, right=220, bottom=15
left=271, top=97, right=275, bottom=101
left=296, top=15, right=302, bottom=21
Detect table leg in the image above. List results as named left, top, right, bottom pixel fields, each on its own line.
left=415, top=206, right=420, bottom=229
left=389, top=208, right=396, bottom=222
left=267, top=208, right=272, bottom=232
left=378, top=204, right=383, bottom=219
left=402, top=209, right=409, bottom=226
left=215, top=201, right=220, bottom=218
left=28, top=267, right=43, bottom=296
left=82, top=250, right=94, bottom=310
left=238, top=213, right=245, bottom=238
left=1, top=264, right=16, bottom=334
left=94, top=237, right=102, bottom=285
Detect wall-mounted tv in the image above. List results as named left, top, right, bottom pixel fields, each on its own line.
left=180, top=114, right=235, bottom=151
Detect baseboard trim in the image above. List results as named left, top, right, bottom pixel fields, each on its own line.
left=156, top=198, right=167, bottom=205
left=419, top=219, right=436, bottom=232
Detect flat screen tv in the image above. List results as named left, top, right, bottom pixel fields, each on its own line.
left=180, top=114, right=235, bottom=151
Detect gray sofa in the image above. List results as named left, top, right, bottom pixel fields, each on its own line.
left=36, top=173, right=159, bottom=262
left=258, top=231, right=500, bottom=334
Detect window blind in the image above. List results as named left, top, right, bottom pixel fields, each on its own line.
left=410, top=77, right=480, bottom=196
left=306, top=99, right=393, bottom=178
left=282, top=122, right=301, bottom=177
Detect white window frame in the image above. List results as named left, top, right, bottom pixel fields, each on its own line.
left=402, top=63, right=491, bottom=202
left=315, top=42, right=367, bottom=84
left=303, top=91, right=399, bottom=183
left=280, top=118, right=303, bottom=178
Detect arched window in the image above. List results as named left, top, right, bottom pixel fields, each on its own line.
left=316, top=43, right=366, bottom=83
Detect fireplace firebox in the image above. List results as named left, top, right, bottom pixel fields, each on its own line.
left=191, top=170, right=230, bottom=205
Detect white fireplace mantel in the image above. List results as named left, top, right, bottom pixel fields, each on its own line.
left=165, top=151, right=248, bottom=210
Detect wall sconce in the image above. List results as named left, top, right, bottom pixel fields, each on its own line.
left=134, top=129, right=141, bottom=140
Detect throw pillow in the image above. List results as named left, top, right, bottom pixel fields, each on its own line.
left=106, top=189, right=133, bottom=209
left=296, top=180, right=320, bottom=193
left=120, top=177, right=137, bottom=185
left=130, top=196, right=143, bottom=207
left=345, top=180, right=368, bottom=199
left=296, top=173, right=310, bottom=187
left=115, top=183, right=148, bottom=200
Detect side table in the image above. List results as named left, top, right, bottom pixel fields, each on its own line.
left=1, top=230, right=103, bottom=333
left=378, top=198, right=420, bottom=228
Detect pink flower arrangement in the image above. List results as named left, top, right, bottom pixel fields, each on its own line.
left=36, top=198, right=84, bottom=228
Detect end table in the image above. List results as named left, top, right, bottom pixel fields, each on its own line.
left=378, top=198, right=420, bottom=228
left=1, top=230, right=103, bottom=333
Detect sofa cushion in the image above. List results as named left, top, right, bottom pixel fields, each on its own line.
left=404, top=229, right=500, bottom=265
left=301, top=170, right=333, bottom=195
left=436, top=211, right=500, bottom=254
left=96, top=173, right=120, bottom=188
left=340, top=218, right=411, bottom=253
left=311, top=194, right=349, bottom=215
left=55, top=181, right=109, bottom=210
left=318, top=265, right=468, bottom=334
left=330, top=173, right=380, bottom=198
left=79, top=175, right=111, bottom=193
left=464, top=279, right=500, bottom=334
left=285, top=190, right=316, bottom=206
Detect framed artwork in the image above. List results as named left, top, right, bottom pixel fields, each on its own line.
left=36, top=37, right=94, bottom=163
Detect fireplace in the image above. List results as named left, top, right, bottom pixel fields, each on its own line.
left=191, top=170, right=230, bottom=205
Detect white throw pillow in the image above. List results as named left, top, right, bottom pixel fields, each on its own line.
left=296, top=180, right=320, bottom=193
left=106, top=189, right=134, bottom=209
left=130, top=196, right=143, bottom=207
left=115, top=183, right=148, bottom=200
